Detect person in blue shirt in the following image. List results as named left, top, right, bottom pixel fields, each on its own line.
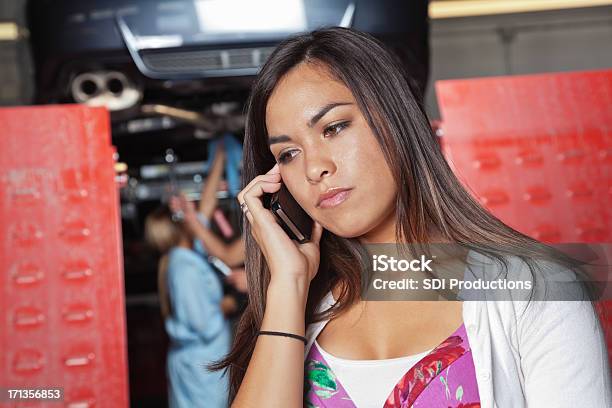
left=169, top=144, right=248, bottom=303
left=145, top=204, right=233, bottom=408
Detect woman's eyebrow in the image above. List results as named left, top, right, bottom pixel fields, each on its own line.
left=268, top=102, right=353, bottom=146
left=268, top=135, right=292, bottom=146
left=307, top=102, right=352, bottom=128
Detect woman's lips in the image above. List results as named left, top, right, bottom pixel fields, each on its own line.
left=318, top=189, right=353, bottom=209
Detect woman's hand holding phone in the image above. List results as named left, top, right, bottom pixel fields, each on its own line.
left=234, top=164, right=322, bottom=408
left=237, top=163, right=323, bottom=290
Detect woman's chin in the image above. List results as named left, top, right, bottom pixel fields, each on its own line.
left=321, top=221, right=371, bottom=239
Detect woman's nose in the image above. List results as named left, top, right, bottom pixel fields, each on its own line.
left=305, top=154, right=336, bottom=183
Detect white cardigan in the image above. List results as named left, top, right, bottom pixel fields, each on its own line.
left=304, top=251, right=611, bottom=407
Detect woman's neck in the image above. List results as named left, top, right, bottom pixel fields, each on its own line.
left=358, top=211, right=450, bottom=245
left=177, top=235, right=193, bottom=249
left=359, top=206, right=397, bottom=244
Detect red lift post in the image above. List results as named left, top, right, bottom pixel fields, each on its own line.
left=436, top=69, right=612, bottom=365
left=0, top=105, right=129, bottom=407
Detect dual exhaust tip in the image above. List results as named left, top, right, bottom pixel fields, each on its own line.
left=71, top=71, right=142, bottom=111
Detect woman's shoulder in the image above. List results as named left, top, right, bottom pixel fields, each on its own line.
left=168, top=246, right=204, bottom=263
left=167, top=247, right=211, bottom=277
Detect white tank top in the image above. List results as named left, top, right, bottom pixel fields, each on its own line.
left=314, top=338, right=433, bottom=407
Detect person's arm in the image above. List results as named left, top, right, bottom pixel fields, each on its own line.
left=188, top=220, right=245, bottom=266
left=171, top=194, right=245, bottom=266
left=165, top=254, right=227, bottom=342
left=199, top=146, right=225, bottom=219
left=232, top=277, right=310, bottom=408
left=517, top=299, right=611, bottom=407
left=226, top=267, right=248, bottom=293
left=230, top=162, right=323, bottom=407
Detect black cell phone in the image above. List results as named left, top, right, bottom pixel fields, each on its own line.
left=266, top=183, right=313, bottom=243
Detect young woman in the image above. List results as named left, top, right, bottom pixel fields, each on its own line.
left=145, top=204, right=235, bottom=408
left=209, top=27, right=611, bottom=407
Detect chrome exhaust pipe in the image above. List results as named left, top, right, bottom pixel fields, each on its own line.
left=71, top=70, right=142, bottom=111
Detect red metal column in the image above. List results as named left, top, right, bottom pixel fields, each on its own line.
left=0, top=105, right=129, bottom=407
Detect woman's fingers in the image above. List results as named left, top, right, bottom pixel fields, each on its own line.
left=236, top=164, right=282, bottom=242
left=242, top=180, right=281, bottom=225
left=267, top=163, right=280, bottom=174
left=169, top=196, right=180, bottom=211
left=237, top=164, right=280, bottom=204
left=177, top=193, right=195, bottom=214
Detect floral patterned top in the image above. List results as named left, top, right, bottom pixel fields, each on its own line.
left=304, top=323, right=480, bottom=407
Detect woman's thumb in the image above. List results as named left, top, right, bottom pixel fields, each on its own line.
left=311, top=221, right=324, bottom=245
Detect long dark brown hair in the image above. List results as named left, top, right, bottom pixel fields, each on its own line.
left=208, top=27, right=595, bottom=403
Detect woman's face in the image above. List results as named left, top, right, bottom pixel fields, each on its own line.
left=265, top=62, right=397, bottom=242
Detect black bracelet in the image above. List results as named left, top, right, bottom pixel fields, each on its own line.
left=257, top=330, right=307, bottom=345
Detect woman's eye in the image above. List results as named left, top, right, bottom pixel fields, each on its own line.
left=278, top=149, right=299, bottom=164
left=276, top=122, right=349, bottom=165
left=323, top=121, right=350, bottom=138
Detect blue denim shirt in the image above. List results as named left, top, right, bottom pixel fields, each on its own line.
left=165, top=246, right=231, bottom=407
